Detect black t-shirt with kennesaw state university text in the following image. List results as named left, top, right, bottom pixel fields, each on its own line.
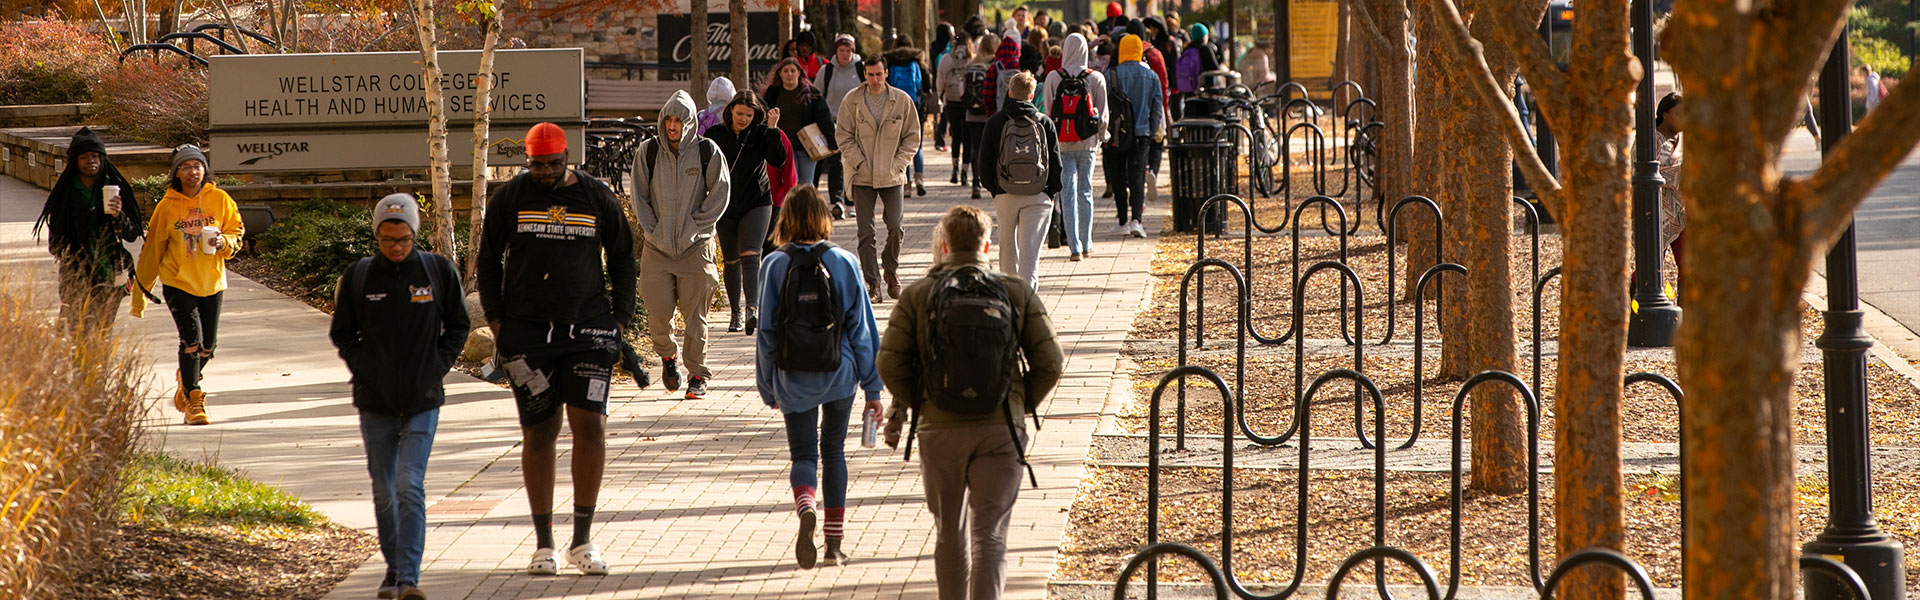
left=476, top=170, right=637, bottom=340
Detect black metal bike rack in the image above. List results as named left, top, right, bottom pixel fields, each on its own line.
left=1403, top=263, right=1468, bottom=449
left=1379, top=195, right=1446, bottom=345
left=1176, top=259, right=1249, bottom=451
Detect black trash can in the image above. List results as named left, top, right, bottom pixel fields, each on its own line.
left=1169, top=119, right=1236, bottom=234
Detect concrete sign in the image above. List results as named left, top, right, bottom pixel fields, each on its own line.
left=208, top=49, right=584, bottom=129
left=208, top=125, right=585, bottom=173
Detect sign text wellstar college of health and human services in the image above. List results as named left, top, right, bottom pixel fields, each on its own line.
left=206, top=49, right=584, bottom=172
left=209, top=49, right=583, bottom=129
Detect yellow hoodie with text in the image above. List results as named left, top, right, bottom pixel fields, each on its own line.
left=131, top=182, right=243, bottom=317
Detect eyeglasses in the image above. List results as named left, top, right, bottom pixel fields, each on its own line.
left=527, top=158, right=566, bottom=171
left=377, top=236, right=415, bottom=247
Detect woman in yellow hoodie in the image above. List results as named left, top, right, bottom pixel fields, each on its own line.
left=134, top=145, right=243, bottom=426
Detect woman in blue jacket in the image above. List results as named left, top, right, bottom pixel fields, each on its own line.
left=754, top=185, right=883, bottom=570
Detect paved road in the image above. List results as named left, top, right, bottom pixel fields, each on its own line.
left=1780, top=127, right=1920, bottom=346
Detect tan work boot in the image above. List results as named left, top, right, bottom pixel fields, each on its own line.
left=183, top=390, right=211, bottom=426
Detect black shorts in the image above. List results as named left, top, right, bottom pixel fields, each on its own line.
left=497, top=317, right=621, bottom=427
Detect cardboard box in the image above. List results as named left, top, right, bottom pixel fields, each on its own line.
left=798, top=123, right=837, bottom=161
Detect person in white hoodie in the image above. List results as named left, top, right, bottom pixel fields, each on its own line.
left=1039, top=33, right=1108, bottom=261
left=696, top=77, right=737, bottom=134
left=633, top=90, right=732, bottom=400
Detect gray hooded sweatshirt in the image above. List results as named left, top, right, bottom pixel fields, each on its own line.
left=632, top=90, right=731, bottom=259
left=1040, top=33, right=1109, bottom=153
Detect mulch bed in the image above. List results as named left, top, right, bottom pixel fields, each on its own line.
left=1131, top=224, right=1567, bottom=344
left=228, top=255, right=332, bottom=313
left=71, top=521, right=375, bottom=600
left=1118, top=352, right=1920, bottom=446
left=1056, top=467, right=1920, bottom=590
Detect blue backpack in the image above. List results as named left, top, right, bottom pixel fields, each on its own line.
left=1176, top=47, right=1204, bottom=93
left=888, top=62, right=923, bottom=103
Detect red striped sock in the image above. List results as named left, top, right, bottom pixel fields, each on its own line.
left=824, top=507, right=845, bottom=540
left=793, top=486, right=817, bottom=512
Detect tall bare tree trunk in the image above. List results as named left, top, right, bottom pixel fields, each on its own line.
left=1549, top=1, right=1635, bottom=596
left=1662, top=1, right=1920, bottom=597
left=467, top=0, right=503, bottom=288
left=691, top=0, right=709, bottom=94
left=412, top=0, right=455, bottom=261
left=1442, top=0, right=1528, bottom=495
left=1411, top=0, right=1459, bottom=375
left=730, top=0, right=750, bottom=88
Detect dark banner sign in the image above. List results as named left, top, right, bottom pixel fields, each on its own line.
left=656, top=12, right=782, bottom=68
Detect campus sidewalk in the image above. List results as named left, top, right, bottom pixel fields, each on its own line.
left=0, top=147, right=1167, bottom=598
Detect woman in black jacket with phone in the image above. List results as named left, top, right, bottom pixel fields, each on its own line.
left=704, top=91, right=791, bottom=335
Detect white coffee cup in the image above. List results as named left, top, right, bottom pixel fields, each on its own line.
left=199, top=226, right=221, bottom=255
left=102, top=185, right=121, bottom=217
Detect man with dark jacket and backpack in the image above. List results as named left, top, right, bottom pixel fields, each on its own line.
left=331, top=194, right=468, bottom=599
left=879, top=204, right=1064, bottom=600
left=481, top=122, right=638, bottom=576
left=977, top=71, right=1062, bottom=289
left=1039, top=33, right=1107, bottom=262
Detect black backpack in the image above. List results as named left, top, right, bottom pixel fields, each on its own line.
left=1104, top=72, right=1138, bottom=152
left=1050, top=70, right=1101, bottom=143
left=963, top=64, right=993, bottom=116
left=773, top=242, right=844, bottom=372
left=904, top=265, right=1039, bottom=487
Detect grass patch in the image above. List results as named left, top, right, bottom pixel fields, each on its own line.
left=118, top=453, right=322, bottom=528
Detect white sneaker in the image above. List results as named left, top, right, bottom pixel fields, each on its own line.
left=1129, top=220, right=1147, bottom=238
left=567, top=543, right=610, bottom=576
left=1105, top=223, right=1127, bottom=235
left=527, top=548, right=558, bottom=575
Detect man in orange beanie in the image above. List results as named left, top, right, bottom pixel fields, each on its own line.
left=476, top=122, right=636, bottom=576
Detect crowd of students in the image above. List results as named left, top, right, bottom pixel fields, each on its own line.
left=32, top=4, right=1230, bottom=599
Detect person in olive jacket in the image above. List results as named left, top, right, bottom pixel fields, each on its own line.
left=328, top=194, right=468, bottom=600
left=704, top=91, right=791, bottom=335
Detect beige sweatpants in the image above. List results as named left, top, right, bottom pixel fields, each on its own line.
left=639, top=240, right=719, bottom=379
left=917, top=424, right=1026, bottom=600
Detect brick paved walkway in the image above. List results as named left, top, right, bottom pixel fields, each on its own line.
left=0, top=143, right=1167, bottom=598
left=314, top=152, right=1166, bottom=599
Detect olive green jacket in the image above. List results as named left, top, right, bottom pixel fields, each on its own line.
left=878, top=251, right=1065, bottom=431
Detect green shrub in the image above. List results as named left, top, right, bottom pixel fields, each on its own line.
left=0, top=17, right=111, bottom=105
left=255, top=198, right=465, bottom=303
left=1854, top=33, right=1910, bottom=79
left=89, top=58, right=209, bottom=147
left=118, top=453, right=322, bottom=527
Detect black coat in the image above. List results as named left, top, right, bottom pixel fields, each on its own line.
left=705, top=120, right=791, bottom=220
left=330, top=250, right=469, bottom=417
left=763, top=82, right=837, bottom=150
left=976, top=100, right=1063, bottom=197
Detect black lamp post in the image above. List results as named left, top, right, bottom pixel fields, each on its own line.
left=1802, top=22, right=1907, bottom=600
left=1626, top=0, right=1680, bottom=348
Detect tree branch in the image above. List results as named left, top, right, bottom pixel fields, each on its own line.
left=1424, top=0, right=1563, bottom=214
left=1485, top=0, right=1566, bottom=120
left=1795, top=77, right=1920, bottom=246
left=1344, top=0, right=1396, bottom=57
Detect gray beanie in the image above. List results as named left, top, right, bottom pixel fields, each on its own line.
left=169, top=144, right=207, bottom=175
left=372, top=193, right=421, bottom=235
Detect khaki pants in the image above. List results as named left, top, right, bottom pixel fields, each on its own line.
left=639, top=241, right=719, bottom=379
left=918, top=424, right=1026, bottom=600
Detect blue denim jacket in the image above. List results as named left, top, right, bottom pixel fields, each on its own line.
left=1111, top=61, right=1164, bottom=137
left=755, top=242, right=884, bottom=413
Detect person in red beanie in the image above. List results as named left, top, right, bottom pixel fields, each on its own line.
left=1100, top=2, right=1128, bottom=34
left=476, top=121, right=637, bottom=577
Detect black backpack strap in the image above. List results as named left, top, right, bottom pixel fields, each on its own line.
left=644, top=139, right=658, bottom=191
left=349, top=257, right=374, bottom=315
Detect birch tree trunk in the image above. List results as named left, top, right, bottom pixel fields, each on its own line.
left=467, top=0, right=503, bottom=288
left=412, top=0, right=455, bottom=262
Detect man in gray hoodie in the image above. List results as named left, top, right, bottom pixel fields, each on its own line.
left=632, top=90, right=731, bottom=399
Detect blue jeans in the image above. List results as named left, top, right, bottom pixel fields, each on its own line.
left=793, top=153, right=818, bottom=188
left=1059, top=150, right=1096, bottom=254
left=782, top=397, right=853, bottom=509
left=360, top=408, right=439, bottom=586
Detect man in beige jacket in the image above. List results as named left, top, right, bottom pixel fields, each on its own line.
left=834, top=59, right=922, bottom=302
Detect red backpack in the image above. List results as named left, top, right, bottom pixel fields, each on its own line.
left=770, top=130, right=798, bottom=207
left=1050, top=70, right=1102, bottom=143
